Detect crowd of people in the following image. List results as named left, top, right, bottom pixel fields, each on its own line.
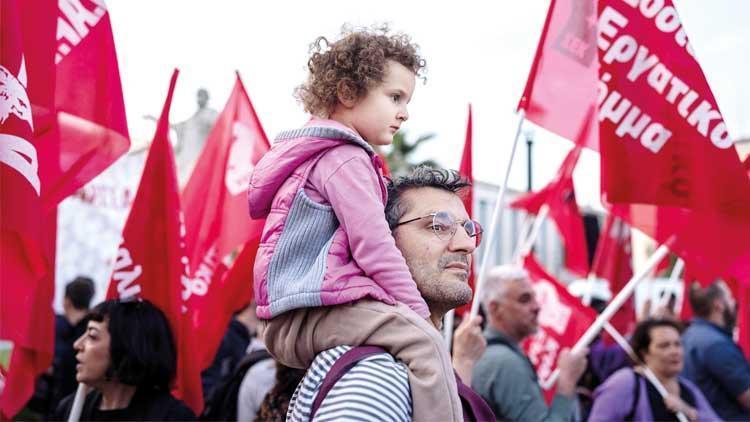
left=20, top=26, right=749, bottom=421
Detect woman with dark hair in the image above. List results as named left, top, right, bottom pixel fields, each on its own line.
left=53, top=299, right=195, bottom=420
left=588, top=319, right=718, bottom=421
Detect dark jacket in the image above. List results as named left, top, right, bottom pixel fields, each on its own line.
left=53, top=389, right=195, bottom=421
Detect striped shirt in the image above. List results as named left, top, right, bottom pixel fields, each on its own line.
left=287, top=345, right=412, bottom=421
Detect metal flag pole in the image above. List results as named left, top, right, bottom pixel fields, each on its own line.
left=470, top=110, right=526, bottom=317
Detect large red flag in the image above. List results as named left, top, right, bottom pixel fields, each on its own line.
left=180, top=74, right=269, bottom=372
left=522, top=254, right=597, bottom=403
left=0, top=1, right=57, bottom=417
left=182, top=73, right=269, bottom=285
left=105, top=70, right=202, bottom=414
left=455, top=104, right=474, bottom=316
left=511, top=145, right=590, bottom=277
left=521, top=0, right=750, bottom=280
left=42, top=0, right=130, bottom=207
left=592, top=212, right=636, bottom=341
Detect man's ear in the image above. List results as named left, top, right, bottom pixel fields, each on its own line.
left=336, top=80, right=358, bottom=108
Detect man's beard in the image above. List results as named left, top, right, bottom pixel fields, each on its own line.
left=407, top=253, right=473, bottom=312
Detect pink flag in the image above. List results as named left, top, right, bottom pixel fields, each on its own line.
left=521, top=0, right=750, bottom=280
left=456, top=104, right=474, bottom=316
left=522, top=254, right=597, bottom=403
left=0, top=1, right=57, bottom=417
left=106, top=70, right=203, bottom=414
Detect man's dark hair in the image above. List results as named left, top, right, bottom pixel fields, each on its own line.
left=88, top=299, right=177, bottom=392
left=688, top=280, right=726, bottom=318
left=65, top=276, right=95, bottom=310
left=385, top=165, right=470, bottom=230
left=629, top=318, right=683, bottom=361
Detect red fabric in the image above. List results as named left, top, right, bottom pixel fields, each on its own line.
left=456, top=104, right=474, bottom=316
left=511, top=146, right=590, bottom=277
left=105, top=70, right=202, bottom=414
left=592, top=212, right=636, bottom=342
left=518, top=0, right=599, bottom=151
left=182, top=73, right=269, bottom=277
left=191, top=237, right=260, bottom=370
left=42, top=0, right=129, bottom=207
left=522, top=0, right=750, bottom=280
left=0, top=1, right=57, bottom=417
left=180, top=74, right=269, bottom=371
left=521, top=254, right=597, bottom=403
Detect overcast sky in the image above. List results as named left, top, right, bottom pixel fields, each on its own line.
left=106, top=0, right=750, bottom=210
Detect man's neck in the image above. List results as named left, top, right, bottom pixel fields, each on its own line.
left=429, top=312, right=443, bottom=330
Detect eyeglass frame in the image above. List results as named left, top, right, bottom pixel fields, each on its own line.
left=393, top=211, right=483, bottom=246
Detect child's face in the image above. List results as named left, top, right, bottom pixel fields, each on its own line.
left=347, top=60, right=416, bottom=146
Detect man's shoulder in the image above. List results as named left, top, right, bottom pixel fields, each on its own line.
left=483, top=340, right=527, bottom=365
left=288, top=346, right=411, bottom=422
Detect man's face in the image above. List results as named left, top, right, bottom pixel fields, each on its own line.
left=393, top=187, right=476, bottom=317
left=492, top=277, right=540, bottom=340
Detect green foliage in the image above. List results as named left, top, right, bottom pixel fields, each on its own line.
left=382, top=131, right=438, bottom=177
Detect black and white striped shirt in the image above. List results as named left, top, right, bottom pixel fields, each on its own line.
left=286, top=345, right=412, bottom=421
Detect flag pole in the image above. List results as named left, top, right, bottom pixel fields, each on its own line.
left=470, top=110, right=526, bottom=317
left=443, top=309, right=456, bottom=350
left=514, top=204, right=549, bottom=264
left=602, top=323, right=689, bottom=422
left=659, top=258, right=685, bottom=310
left=541, top=241, right=672, bottom=387
left=67, top=383, right=89, bottom=422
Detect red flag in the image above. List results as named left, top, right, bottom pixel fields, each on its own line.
left=182, top=73, right=269, bottom=280
left=0, top=1, right=57, bottom=417
left=191, top=237, right=260, bottom=370
left=105, top=70, right=202, bottom=414
left=521, top=0, right=750, bottom=280
left=511, top=146, right=590, bottom=277
left=592, top=212, right=636, bottom=341
left=42, top=0, right=130, bottom=207
left=518, top=0, right=599, bottom=151
left=180, top=74, right=269, bottom=374
left=456, top=104, right=474, bottom=316
left=522, top=254, right=597, bottom=403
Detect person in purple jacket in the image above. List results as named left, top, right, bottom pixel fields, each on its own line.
left=589, top=319, right=719, bottom=422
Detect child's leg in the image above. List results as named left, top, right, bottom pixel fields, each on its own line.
left=263, top=300, right=463, bottom=422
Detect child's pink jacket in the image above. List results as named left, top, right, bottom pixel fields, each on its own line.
left=248, top=119, right=429, bottom=319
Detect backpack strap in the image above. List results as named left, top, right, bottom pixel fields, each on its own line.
left=625, top=370, right=642, bottom=422
left=309, top=346, right=387, bottom=419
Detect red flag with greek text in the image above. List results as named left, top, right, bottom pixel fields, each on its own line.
left=511, top=146, right=590, bottom=277
left=521, top=0, right=750, bottom=280
left=43, top=0, right=130, bottom=207
left=592, top=211, right=636, bottom=342
left=456, top=104, right=474, bottom=316
left=105, top=71, right=203, bottom=414
left=522, top=254, right=597, bottom=403
left=0, top=1, right=57, bottom=417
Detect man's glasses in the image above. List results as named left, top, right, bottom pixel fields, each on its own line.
left=394, top=211, right=483, bottom=246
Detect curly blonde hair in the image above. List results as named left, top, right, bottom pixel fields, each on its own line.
left=295, top=25, right=426, bottom=118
